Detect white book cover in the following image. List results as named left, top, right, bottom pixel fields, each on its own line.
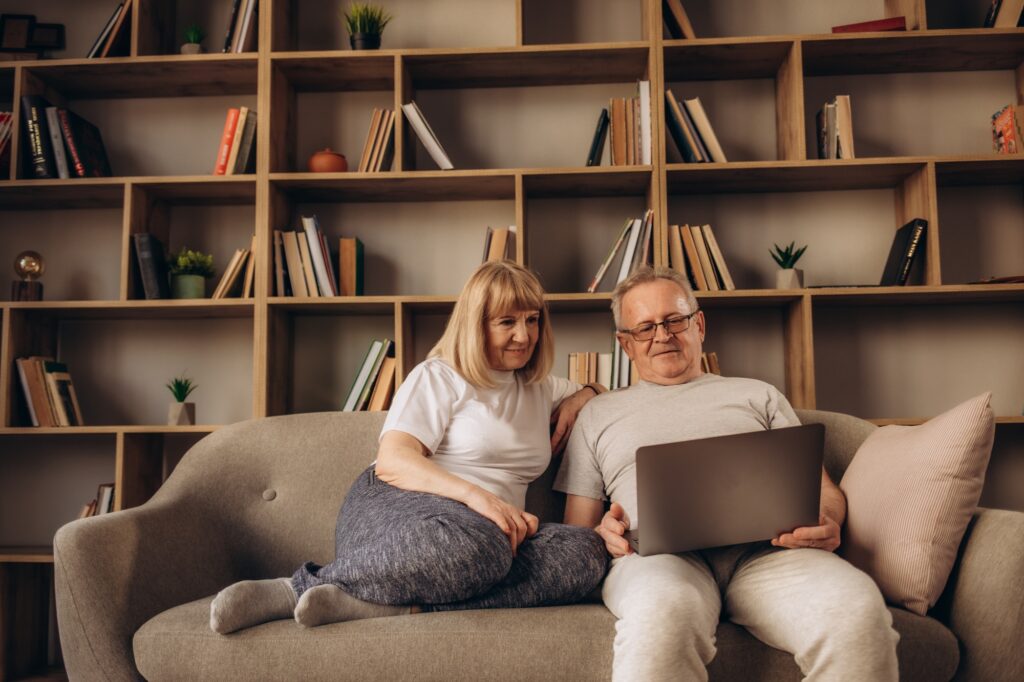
left=44, top=107, right=70, bottom=179
left=638, top=80, right=651, bottom=165
left=615, top=218, right=643, bottom=284
left=597, top=352, right=613, bottom=389
left=343, top=340, right=384, bottom=411
left=402, top=101, right=454, bottom=170
left=302, top=215, right=337, bottom=296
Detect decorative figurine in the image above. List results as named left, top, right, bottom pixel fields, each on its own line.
left=13, top=250, right=44, bottom=301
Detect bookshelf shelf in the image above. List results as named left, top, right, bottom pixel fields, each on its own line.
left=0, top=547, right=53, bottom=563
left=271, top=53, right=397, bottom=91
left=666, top=159, right=928, bottom=192
left=0, top=180, right=125, bottom=208
left=269, top=297, right=398, bottom=315
left=663, top=39, right=795, bottom=80
left=807, top=284, right=1024, bottom=305
left=6, top=301, right=255, bottom=319
left=271, top=171, right=518, bottom=201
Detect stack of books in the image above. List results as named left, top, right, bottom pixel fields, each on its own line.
left=221, top=0, right=259, bottom=53
left=481, top=226, right=517, bottom=262
left=567, top=351, right=613, bottom=388
left=76, top=483, right=115, bottom=518
left=402, top=101, right=454, bottom=170
left=587, top=210, right=655, bottom=293
left=87, top=0, right=133, bottom=58
left=667, top=223, right=735, bottom=292
left=605, top=80, right=652, bottom=166
left=273, top=217, right=363, bottom=297
left=664, top=90, right=727, bottom=163
left=816, top=95, right=855, bottom=160
left=357, top=108, right=397, bottom=172
left=992, top=104, right=1022, bottom=154
left=343, top=339, right=396, bottom=412
left=213, top=106, right=258, bottom=175
left=16, top=357, right=85, bottom=427
left=212, top=235, right=257, bottom=299
left=20, top=96, right=112, bottom=179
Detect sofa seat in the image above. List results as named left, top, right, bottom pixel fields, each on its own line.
left=134, top=597, right=958, bottom=681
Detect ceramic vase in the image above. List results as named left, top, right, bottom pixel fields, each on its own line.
left=168, top=402, right=195, bottom=426
left=350, top=33, right=381, bottom=50
left=775, top=268, right=804, bottom=289
left=171, top=274, right=205, bottom=299
left=180, top=43, right=202, bottom=55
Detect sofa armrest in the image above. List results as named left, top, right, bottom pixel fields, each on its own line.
left=54, top=499, right=236, bottom=682
left=942, top=508, right=1024, bottom=682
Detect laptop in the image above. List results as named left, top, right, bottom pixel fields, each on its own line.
left=625, top=424, right=824, bottom=556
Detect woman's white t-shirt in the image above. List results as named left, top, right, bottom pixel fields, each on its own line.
left=381, top=357, right=579, bottom=509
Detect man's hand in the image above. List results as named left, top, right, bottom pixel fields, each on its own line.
left=596, top=502, right=633, bottom=558
left=550, top=386, right=602, bottom=455
left=772, top=514, right=841, bottom=552
left=465, top=488, right=539, bottom=556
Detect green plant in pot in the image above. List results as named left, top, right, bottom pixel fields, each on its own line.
left=343, top=3, right=392, bottom=50
left=168, top=248, right=214, bottom=299
left=166, top=374, right=197, bottom=425
left=181, top=24, right=205, bottom=54
left=771, top=241, right=807, bottom=289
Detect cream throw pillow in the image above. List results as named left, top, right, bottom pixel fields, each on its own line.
left=839, top=392, right=995, bottom=615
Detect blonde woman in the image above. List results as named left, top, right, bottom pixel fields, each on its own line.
left=211, top=261, right=607, bottom=633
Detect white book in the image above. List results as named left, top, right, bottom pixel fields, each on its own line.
left=638, top=80, right=651, bottom=165
left=615, top=218, right=643, bottom=284
left=16, top=359, right=38, bottom=427
left=44, top=107, right=70, bottom=179
left=301, top=215, right=337, bottom=296
left=402, top=101, right=454, bottom=170
left=597, top=352, right=613, bottom=389
left=97, top=484, right=114, bottom=515
left=235, top=0, right=257, bottom=53
left=343, top=340, right=384, bottom=411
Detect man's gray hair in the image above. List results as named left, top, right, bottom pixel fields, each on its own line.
left=611, top=266, right=699, bottom=329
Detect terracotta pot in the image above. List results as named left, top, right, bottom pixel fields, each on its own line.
left=350, top=33, right=381, bottom=50
left=308, top=148, right=349, bottom=173
left=168, top=402, right=195, bottom=426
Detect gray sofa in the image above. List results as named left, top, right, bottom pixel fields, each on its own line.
left=54, top=410, right=1024, bottom=681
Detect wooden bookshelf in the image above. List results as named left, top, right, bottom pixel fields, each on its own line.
left=0, top=0, right=1021, bottom=677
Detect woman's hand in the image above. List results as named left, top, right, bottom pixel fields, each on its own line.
left=465, top=487, right=539, bottom=555
left=550, top=385, right=604, bottom=455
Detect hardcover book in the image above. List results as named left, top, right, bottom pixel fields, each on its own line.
left=132, top=232, right=170, bottom=299
left=586, top=108, right=609, bottom=166
left=832, top=16, right=907, bottom=33
left=992, top=104, right=1022, bottom=154
left=20, top=95, right=55, bottom=179
left=879, top=218, right=928, bottom=286
left=339, top=237, right=364, bottom=296
left=57, top=108, right=113, bottom=177
left=402, top=101, right=454, bottom=170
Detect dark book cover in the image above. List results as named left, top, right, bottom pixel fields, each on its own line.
left=231, top=110, right=257, bottom=174
left=984, top=0, right=1003, bottom=27
left=222, top=0, right=243, bottom=52
left=20, top=95, right=56, bottom=179
left=57, top=108, right=113, bottom=178
left=87, top=2, right=124, bottom=58
left=879, top=218, right=927, bottom=286
left=665, top=99, right=698, bottom=163
left=132, top=232, right=170, bottom=299
left=586, top=108, right=609, bottom=166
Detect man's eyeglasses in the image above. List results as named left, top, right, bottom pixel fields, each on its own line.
left=619, top=310, right=700, bottom=342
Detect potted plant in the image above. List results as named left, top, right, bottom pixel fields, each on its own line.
left=343, top=3, right=392, bottom=50
left=168, top=248, right=214, bottom=298
left=770, top=241, right=807, bottom=289
left=166, top=374, right=197, bottom=425
left=181, top=24, right=204, bottom=54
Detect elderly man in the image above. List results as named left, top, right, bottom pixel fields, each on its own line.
left=556, top=266, right=898, bottom=681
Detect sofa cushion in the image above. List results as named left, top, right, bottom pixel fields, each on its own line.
left=839, top=392, right=995, bottom=615
left=134, top=597, right=957, bottom=681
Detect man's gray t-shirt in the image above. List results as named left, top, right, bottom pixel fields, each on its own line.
left=554, top=373, right=799, bottom=529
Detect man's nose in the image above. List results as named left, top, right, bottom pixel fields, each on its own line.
left=652, top=322, right=673, bottom=342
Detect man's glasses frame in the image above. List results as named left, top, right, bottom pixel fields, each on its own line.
left=618, top=310, right=700, bottom=342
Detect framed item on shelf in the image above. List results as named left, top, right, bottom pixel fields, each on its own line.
left=0, top=13, right=34, bottom=50
left=28, top=22, right=65, bottom=50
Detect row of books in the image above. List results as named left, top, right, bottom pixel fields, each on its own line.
left=567, top=351, right=612, bottom=388
left=357, top=108, right=397, bottom=172
left=77, top=483, right=115, bottom=518
left=586, top=209, right=655, bottom=293
left=20, top=96, right=112, bottom=179
left=273, top=219, right=364, bottom=297
left=87, top=0, right=133, bottom=58
left=221, top=0, right=260, bottom=53
left=593, top=81, right=653, bottom=167
left=992, top=104, right=1022, bottom=154
left=816, top=95, right=855, bottom=160
left=482, top=226, right=517, bottom=263
left=213, top=106, right=258, bottom=175
left=668, top=223, right=736, bottom=292
left=16, top=357, right=85, bottom=427
left=213, top=237, right=257, bottom=299
left=344, top=339, right=396, bottom=412
left=664, top=90, right=727, bottom=163
left=984, top=0, right=1024, bottom=28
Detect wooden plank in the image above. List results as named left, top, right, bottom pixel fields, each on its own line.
left=265, top=306, right=293, bottom=416
left=895, top=163, right=940, bottom=285
left=396, top=55, right=413, bottom=173
left=395, top=301, right=412, bottom=386
left=116, top=432, right=164, bottom=510
left=783, top=294, right=815, bottom=409
left=270, top=53, right=395, bottom=92
left=667, top=159, right=927, bottom=193
left=514, top=174, right=526, bottom=264
left=665, top=40, right=796, bottom=81
left=269, top=59, right=295, bottom=173
left=776, top=41, right=806, bottom=161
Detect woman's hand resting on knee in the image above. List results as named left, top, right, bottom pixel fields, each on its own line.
left=465, top=487, right=539, bottom=556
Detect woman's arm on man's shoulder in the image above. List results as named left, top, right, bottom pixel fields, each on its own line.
left=550, top=383, right=606, bottom=455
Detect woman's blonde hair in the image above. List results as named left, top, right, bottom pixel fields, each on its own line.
left=429, top=261, right=554, bottom=388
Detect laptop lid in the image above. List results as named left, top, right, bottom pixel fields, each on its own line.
left=631, top=423, right=824, bottom=556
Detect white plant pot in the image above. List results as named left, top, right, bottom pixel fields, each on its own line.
left=168, top=402, right=196, bottom=425
left=776, top=268, right=804, bottom=289
left=180, top=43, right=202, bottom=55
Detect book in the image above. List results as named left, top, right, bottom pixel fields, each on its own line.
left=211, top=248, right=248, bottom=299
left=20, top=95, right=55, bottom=179
left=667, top=221, right=689, bottom=283
left=994, top=0, right=1024, bottom=27
left=610, top=97, right=627, bottom=166
left=87, top=3, right=125, bottom=58
left=356, top=339, right=393, bottom=411
left=296, top=233, right=320, bottom=297
left=338, top=237, right=364, bottom=296
left=367, top=356, right=397, bottom=411
left=707, top=351, right=720, bottom=375
left=214, top=108, right=241, bottom=175
left=343, top=339, right=386, bottom=411
left=231, top=110, right=258, bottom=174
left=96, top=483, right=115, bottom=515
left=132, top=232, right=170, bottom=299
left=56, top=108, right=113, bottom=177
left=633, top=209, right=655, bottom=272
left=682, top=97, right=727, bottom=163
left=242, top=235, right=257, bottom=298
left=373, top=109, right=396, bottom=172
left=358, top=109, right=383, bottom=172
left=680, top=224, right=709, bottom=291
left=625, top=95, right=635, bottom=166
left=281, top=231, right=309, bottom=297
left=690, top=224, right=720, bottom=290
left=236, top=0, right=259, bottom=53
left=664, top=90, right=701, bottom=163
left=992, top=104, right=1022, bottom=154
left=99, top=0, right=133, bottom=58
left=224, top=107, right=249, bottom=175
left=483, top=226, right=513, bottom=262
left=831, top=16, right=907, bottom=33
left=302, top=215, right=337, bottom=296
left=44, top=107, right=70, bottom=179
left=16, top=357, right=58, bottom=427
left=835, top=95, right=855, bottom=159
left=663, top=0, right=697, bottom=39
left=638, top=80, right=652, bottom=165
left=221, top=0, right=244, bottom=52
left=701, top=224, right=735, bottom=290
left=587, top=218, right=633, bottom=293
left=366, top=108, right=389, bottom=172
left=586, top=108, right=609, bottom=166
left=879, top=218, right=928, bottom=286
left=273, top=230, right=287, bottom=296
left=615, top=218, right=644, bottom=284
left=402, top=101, right=454, bottom=170
left=42, top=361, right=84, bottom=427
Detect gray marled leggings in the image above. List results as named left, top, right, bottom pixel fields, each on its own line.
left=291, top=466, right=608, bottom=611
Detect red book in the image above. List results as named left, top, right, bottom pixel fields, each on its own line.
left=831, top=16, right=907, bottom=33
left=213, top=107, right=240, bottom=175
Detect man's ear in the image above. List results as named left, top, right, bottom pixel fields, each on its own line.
left=615, top=332, right=633, bottom=358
